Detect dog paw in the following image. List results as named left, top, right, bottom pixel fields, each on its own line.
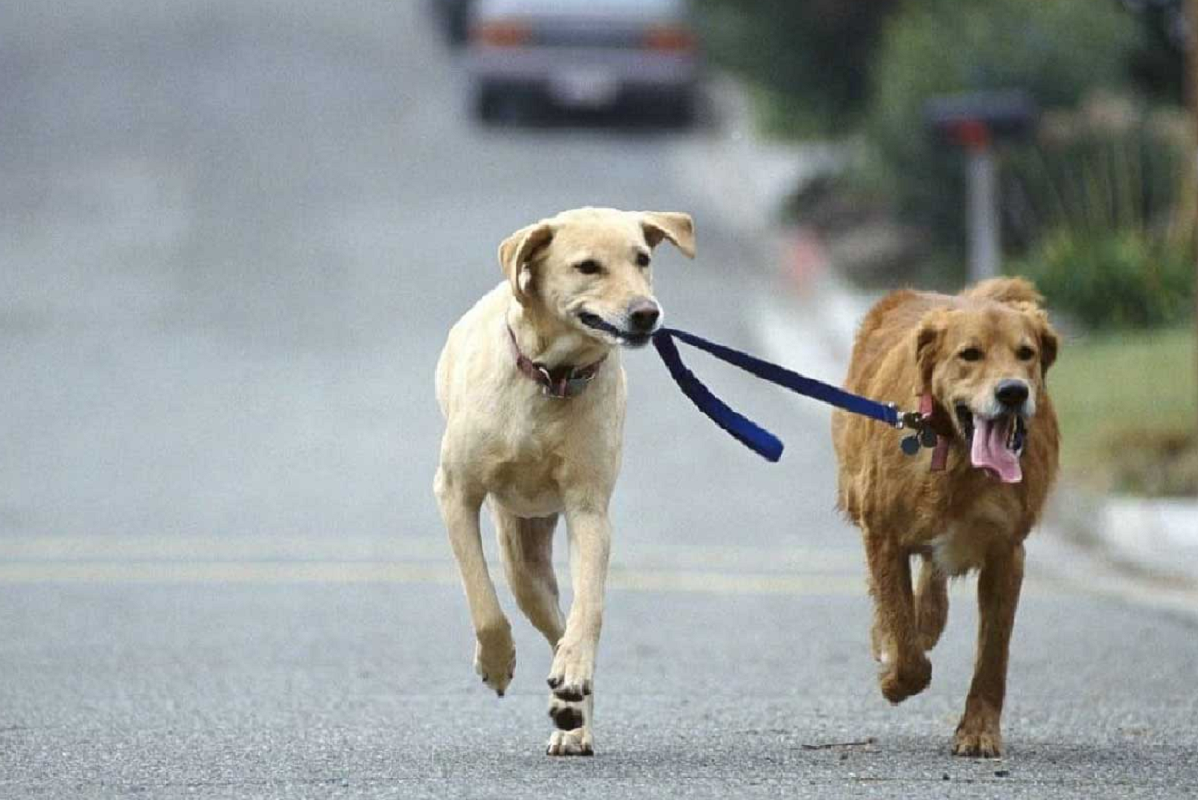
left=952, top=713, right=1003, bottom=757
left=474, top=627, right=515, bottom=697
left=546, top=727, right=593, bottom=756
left=952, top=727, right=1002, bottom=758
left=878, top=654, right=931, bottom=704
left=547, top=639, right=593, bottom=701
left=548, top=696, right=585, bottom=732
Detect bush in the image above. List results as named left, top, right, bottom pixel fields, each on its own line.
left=1006, top=94, right=1195, bottom=329
left=865, top=0, right=1142, bottom=267
left=1014, top=229, right=1194, bottom=328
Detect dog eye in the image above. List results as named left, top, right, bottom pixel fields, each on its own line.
left=1016, top=345, right=1036, bottom=361
left=575, top=259, right=602, bottom=275
left=958, top=347, right=983, bottom=362
left=635, top=252, right=651, bottom=268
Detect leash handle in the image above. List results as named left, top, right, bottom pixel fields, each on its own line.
left=651, top=327, right=902, bottom=462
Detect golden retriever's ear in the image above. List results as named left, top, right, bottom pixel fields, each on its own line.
left=498, top=221, right=553, bottom=305
left=1034, top=311, right=1059, bottom=375
left=914, top=310, right=948, bottom=391
left=640, top=212, right=695, bottom=258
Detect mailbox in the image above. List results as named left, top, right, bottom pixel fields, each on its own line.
left=924, top=91, right=1038, bottom=148
left=922, top=90, right=1039, bottom=282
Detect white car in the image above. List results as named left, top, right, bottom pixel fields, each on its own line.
left=466, top=0, right=700, bottom=125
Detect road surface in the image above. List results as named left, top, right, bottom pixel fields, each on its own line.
left=1, top=3, right=1195, bottom=797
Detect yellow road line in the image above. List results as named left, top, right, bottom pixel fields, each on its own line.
left=0, top=560, right=869, bottom=595
left=0, top=537, right=1162, bottom=604
left=0, top=535, right=865, bottom=573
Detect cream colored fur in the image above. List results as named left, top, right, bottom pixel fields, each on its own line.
left=434, top=207, right=694, bottom=756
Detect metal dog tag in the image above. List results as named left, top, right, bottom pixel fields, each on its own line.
left=920, top=426, right=938, bottom=449
left=900, top=435, right=921, bottom=456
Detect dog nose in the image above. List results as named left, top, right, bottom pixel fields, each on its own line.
left=995, top=379, right=1029, bottom=408
left=628, top=299, right=661, bottom=333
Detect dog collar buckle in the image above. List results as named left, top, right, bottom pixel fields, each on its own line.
left=509, top=324, right=605, bottom=399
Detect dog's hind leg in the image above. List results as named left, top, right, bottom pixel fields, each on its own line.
left=914, top=555, right=948, bottom=652
left=435, top=468, right=515, bottom=698
left=492, top=508, right=565, bottom=647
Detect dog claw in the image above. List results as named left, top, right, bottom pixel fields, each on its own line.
left=546, top=727, right=594, bottom=756
left=474, top=633, right=515, bottom=697
left=547, top=640, right=594, bottom=703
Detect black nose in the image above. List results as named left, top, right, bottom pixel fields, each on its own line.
left=995, top=379, right=1029, bottom=408
left=628, top=299, right=660, bottom=332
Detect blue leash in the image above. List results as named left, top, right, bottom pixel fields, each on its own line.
left=651, top=327, right=906, bottom=463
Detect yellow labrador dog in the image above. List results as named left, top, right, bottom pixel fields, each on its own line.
left=434, top=207, right=695, bottom=756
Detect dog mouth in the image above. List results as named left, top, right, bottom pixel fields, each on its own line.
left=577, top=311, right=652, bottom=348
left=954, top=403, right=1026, bottom=484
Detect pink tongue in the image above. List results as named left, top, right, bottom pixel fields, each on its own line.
left=970, top=415, right=1022, bottom=483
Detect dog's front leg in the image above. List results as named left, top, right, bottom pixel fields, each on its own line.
left=953, top=542, right=1024, bottom=757
left=545, top=505, right=610, bottom=756
left=435, top=468, right=515, bottom=697
left=865, top=531, right=932, bottom=704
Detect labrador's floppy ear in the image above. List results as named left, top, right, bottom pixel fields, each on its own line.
left=640, top=211, right=695, bottom=258
left=914, top=309, right=949, bottom=392
left=498, top=221, right=553, bottom=305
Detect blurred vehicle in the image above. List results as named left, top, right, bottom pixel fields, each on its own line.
left=431, top=0, right=475, bottom=45
left=466, top=0, right=700, bottom=126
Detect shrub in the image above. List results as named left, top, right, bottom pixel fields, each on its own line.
left=1006, top=94, right=1195, bottom=329
left=1015, top=228, right=1194, bottom=328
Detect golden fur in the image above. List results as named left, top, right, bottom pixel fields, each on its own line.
left=434, top=207, right=694, bottom=756
left=832, top=277, right=1060, bottom=757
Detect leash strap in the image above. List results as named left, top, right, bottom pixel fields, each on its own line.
left=652, top=327, right=901, bottom=462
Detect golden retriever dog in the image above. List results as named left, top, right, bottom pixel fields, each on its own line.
left=832, top=277, right=1059, bottom=757
left=434, top=207, right=695, bottom=756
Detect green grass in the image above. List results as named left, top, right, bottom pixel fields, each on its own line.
left=1049, top=326, right=1197, bottom=496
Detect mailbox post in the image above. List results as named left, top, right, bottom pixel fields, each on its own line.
left=924, top=92, right=1037, bottom=283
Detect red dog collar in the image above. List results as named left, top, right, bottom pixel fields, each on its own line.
left=920, top=393, right=950, bottom=472
left=507, top=325, right=606, bottom=399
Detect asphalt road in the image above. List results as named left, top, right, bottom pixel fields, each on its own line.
left=1, top=3, right=1195, bottom=798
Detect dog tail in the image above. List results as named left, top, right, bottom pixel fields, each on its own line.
left=962, top=277, right=1044, bottom=308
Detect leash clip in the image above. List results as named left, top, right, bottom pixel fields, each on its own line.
left=898, top=394, right=948, bottom=472
left=897, top=407, right=933, bottom=456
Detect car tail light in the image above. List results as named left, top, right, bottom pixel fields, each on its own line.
left=474, top=20, right=532, bottom=47
left=643, top=25, right=695, bottom=52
